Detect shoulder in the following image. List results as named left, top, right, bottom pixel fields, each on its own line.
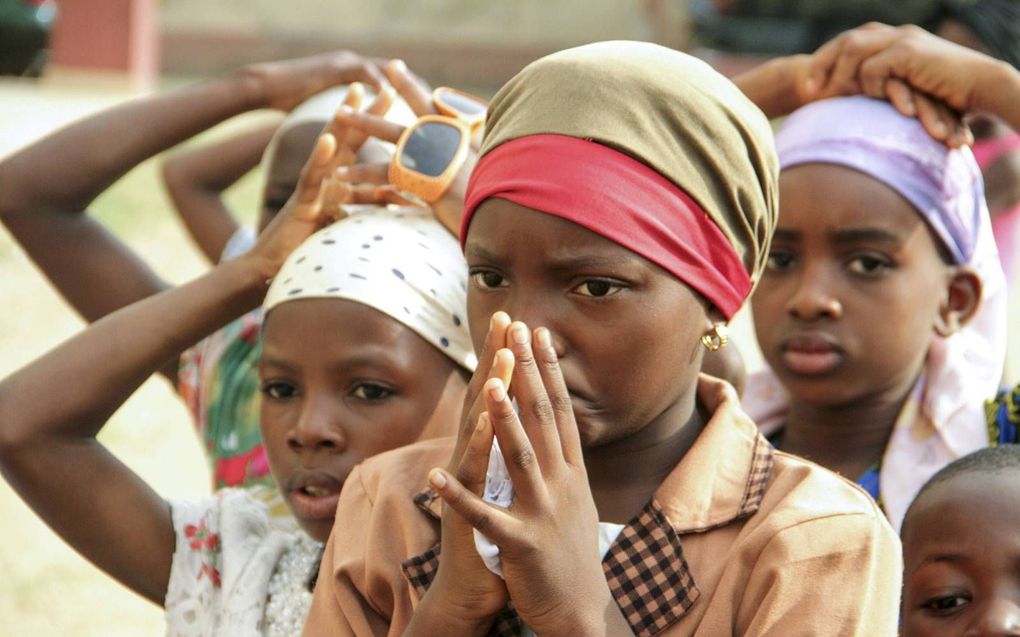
left=763, top=450, right=891, bottom=530
left=166, top=489, right=294, bottom=634
left=350, top=437, right=457, bottom=507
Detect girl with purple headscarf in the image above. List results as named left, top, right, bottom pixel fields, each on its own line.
left=744, top=95, right=1008, bottom=531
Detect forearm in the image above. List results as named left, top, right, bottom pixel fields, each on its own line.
left=732, top=54, right=812, bottom=119
left=402, top=589, right=494, bottom=637
left=0, top=257, right=267, bottom=603
left=974, top=59, right=1020, bottom=132
left=0, top=256, right=265, bottom=448
left=162, top=122, right=279, bottom=262
left=0, top=71, right=264, bottom=220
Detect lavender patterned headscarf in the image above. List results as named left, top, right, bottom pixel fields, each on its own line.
left=748, top=96, right=1007, bottom=531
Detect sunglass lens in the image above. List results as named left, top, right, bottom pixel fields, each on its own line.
left=399, top=122, right=463, bottom=177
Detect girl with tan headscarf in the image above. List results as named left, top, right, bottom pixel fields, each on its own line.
left=304, top=40, right=900, bottom=637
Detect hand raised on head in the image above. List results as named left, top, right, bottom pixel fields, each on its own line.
left=806, top=23, right=981, bottom=147
left=242, top=85, right=397, bottom=280
left=240, top=50, right=388, bottom=112
left=326, top=59, right=482, bottom=237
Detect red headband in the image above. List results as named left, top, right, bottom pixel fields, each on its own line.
left=461, top=134, right=750, bottom=318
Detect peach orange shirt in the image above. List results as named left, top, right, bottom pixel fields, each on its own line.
left=303, top=377, right=901, bottom=636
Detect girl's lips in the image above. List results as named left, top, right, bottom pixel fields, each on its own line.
left=781, top=349, right=843, bottom=376
left=780, top=334, right=843, bottom=376
left=288, top=489, right=341, bottom=522
left=284, top=469, right=344, bottom=522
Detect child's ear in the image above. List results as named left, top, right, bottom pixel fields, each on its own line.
left=933, top=267, right=982, bottom=337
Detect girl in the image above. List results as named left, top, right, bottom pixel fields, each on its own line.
left=744, top=89, right=1007, bottom=532
left=304, top=40, right=900, bottom=636
left=0, top=117, right=474, bottom=635
left=0, top=53, right=421, bottom=498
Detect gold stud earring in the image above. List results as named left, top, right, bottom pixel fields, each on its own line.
left=701, top=324, right=729, bottom=352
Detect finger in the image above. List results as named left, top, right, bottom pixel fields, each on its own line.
left=429, top=465, right=515, bottom=544
left=335, top=108, right=406, bottom=146
left=885, top=79, right=917, bottom=117
left=454, top=411, right=496, bottom=497
left=505, top=321, right=562, bottom=469
left=533, top=327, right=583, bottom=465
left=344, top=184, right=403, bottom=205
left=810, top=23, right=895, bottom=95
left=914, top=93, right=953, bottom=143
left=484, top=374, right=545, bottom=501
left=329, top=84, right=365, bottom=156
left=335, top=162, right=390, bottom=186
left=319, top=175, right=351, bottom=223
left=951, top=121, right=975, bottom=149
left=340, top=59, right=387, bottom=92
left=335, top=86, right=398, bottom=165
left=294, top=134, right=337, bottom=205
left=448, top=333, right=512, bottom=471
left=385, top=59, right=436, bottom=116
left=379, top=186, right=420, bottom=207
left=342, top=82, right=365, bottom=111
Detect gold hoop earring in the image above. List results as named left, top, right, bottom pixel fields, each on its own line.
left=701, top=324, right=729, bottom=352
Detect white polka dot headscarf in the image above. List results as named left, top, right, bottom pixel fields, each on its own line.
left=263, top=206, right=477, bottom=372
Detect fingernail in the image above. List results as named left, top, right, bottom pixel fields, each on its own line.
left=536, top=328, right=552, bottom=351
left=803, top=76, right=816, bottom=95
left=390, top=59, right=407, bottom=73
left=487, top=379, right=506, bottom=401
left=335, top=166, right=349, bottom=176
left=428, top=468, right=447, bottom=489
left=511, top=323, right=529, bottom=345
left=934, top=121, right=948, bottom=137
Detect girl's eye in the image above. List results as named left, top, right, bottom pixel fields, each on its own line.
left=921, top=594, right=970, bottom=614
left=471, top=270, right=507, bottom=290
left=766, top=249, right=796, bottom=272
left=573, top=279, right=622, bottom=298
left=847, top=254, right=891, bottom=276
left=351, top=383, right=393, bottom=401
left=261, top=381, right=297, bottom=400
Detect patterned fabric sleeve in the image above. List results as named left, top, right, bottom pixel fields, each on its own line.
left=165, top=495, right=228, bottom=637
left=165, top=490, right=291, bottom=637
left=987, top=383, right=1020, bottom=444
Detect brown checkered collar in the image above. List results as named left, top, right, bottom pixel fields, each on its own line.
left=401, top=376, right=774, bottom=636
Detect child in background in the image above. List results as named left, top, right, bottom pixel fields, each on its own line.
left=304, top=40, right=900, bottom=637
left=0, top=53, right=420, bottom=499
left=744, top=94, right=1007, bottom=531
left=742, top=23, right=1020, bottom=529
left=174, top=84, right=415, bottom=495
left=899, top=443, right=1020, bottom=635
left=0, top=111, right=474, bottom=635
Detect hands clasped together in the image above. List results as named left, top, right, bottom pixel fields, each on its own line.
left=410, top=313, right=627, bottom=636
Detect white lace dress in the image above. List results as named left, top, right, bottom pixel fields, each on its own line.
left=165, top=488, right=323, bottom=637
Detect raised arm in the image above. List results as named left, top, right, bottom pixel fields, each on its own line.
left=0, top=126, right=349, bottom=605
left=0, top=50, right=385, bottom=382
left=162, top=121, right=280, bottom=264
left=808, top=23, right=1020, bottom=134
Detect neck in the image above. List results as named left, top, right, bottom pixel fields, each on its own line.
left=584, top=389, right=706, bottom=524
left=781, top=376, right=920, bottom=479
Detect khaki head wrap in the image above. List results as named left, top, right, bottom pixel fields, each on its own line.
left=477, top=40, right=779, bottom=291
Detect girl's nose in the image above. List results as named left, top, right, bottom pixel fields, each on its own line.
left=287, top=400, right=347, bottom=453
left=973, top=598, right=1020, bottom=636
left=785, top=267, right=843, bottom=321
left=503, top=294, right=566, bottom=358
